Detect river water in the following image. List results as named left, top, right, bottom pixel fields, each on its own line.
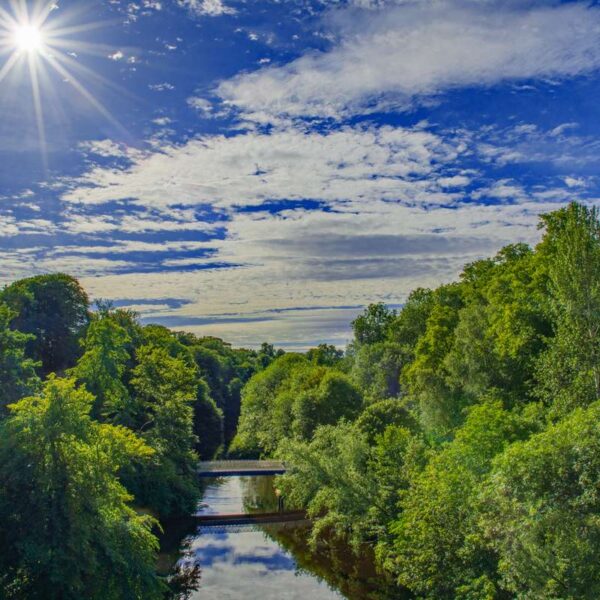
left=160, top=476, right=408, bottom=600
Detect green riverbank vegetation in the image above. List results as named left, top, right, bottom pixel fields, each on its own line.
left=0, top=275, right=276, bottom=598
left=232, top=202, right=600, bottom=599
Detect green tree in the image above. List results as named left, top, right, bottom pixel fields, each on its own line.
left=306, top=343, right=344, bottom=367
left=351, top=341, right=403, bottom=403
left=444, top=246, right=549, bottom=409
left=388, top=287, right=435, bottom=363
left=403, top=284, right=464, bottom=437
left=0, top=377, right=161, bottom=600
left=291, top=368, right=363, bottom=441
left=1, top=274, right=90, bottom=375
left=390, top=401, right=530, bottom=599
left=0, top=303, right=39, bottom=414
left=536, top=202, right=600, bottom=416
left=193, top=379, right=224, bottom=459
left=277, top=422, right=423, bottom=551
left=125, top=342, right=200, bottom=517
left=181, top=335, right=262, bottom=445
left=481, top=402, right=600, bottom=599
left=278, top=422, right=377, bottom=546
left=355, top=398, right=418, bottom=444
left=230, top=353, right=307, bottom=456
left=370, top=425, right=426, bottom=543
left=351, top=303, right=397, bottom=346
left=70, top=313, right=132, bottom=421
left=257, top=342, right=285, bottom=369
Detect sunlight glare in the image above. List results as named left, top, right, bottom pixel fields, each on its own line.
left=14, top=24, right=43, bottom=53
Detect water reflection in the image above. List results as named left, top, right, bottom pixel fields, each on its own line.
left=185, top=525, right=343, bottom=599
left=160, top=476, right=410, bottom=600
left=195, top=476, right=280, bottom=516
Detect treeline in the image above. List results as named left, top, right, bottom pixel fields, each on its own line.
left=0, top=275, right=279, bottom=599
left=232, top=202, right=600, bottom=599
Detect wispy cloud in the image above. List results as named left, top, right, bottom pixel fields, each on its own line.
left=178, top=0, right=236, bottom=17
left=216, top=1, right=600, bottom=121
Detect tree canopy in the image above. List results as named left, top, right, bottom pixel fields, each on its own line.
left=1, top=274, right=90, bottom=376
left=0, top=377, right=161, bottom=600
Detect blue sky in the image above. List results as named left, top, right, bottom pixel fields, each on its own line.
left=1, top=0, right=600, bottom=349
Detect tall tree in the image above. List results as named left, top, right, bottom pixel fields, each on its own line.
left=351, top=303, right=397, bottom=346
left=193, top=379, right=224, bottom=460
left=403, top=284, right=464, bottom=437
left=230, top=353, right=307, bottom=456
left=125, top=342, right=200, bottom=517
left=1, top=274, right=90, bottom=375
left=536, top=202, right=600, bottom=415
left=390, top=402, right=530, bottom=599
left=481, top=402, right=600, bottom=598
left=0, top=303, right=39, bottom=414
left=306, top=344, right=344, bottom=367
left=0, top=377, right=161, bottom=600
left=70, top=313, right=132, bottom=421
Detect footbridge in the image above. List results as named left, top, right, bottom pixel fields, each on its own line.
left=194, top=510, right=306, bottom=527
left=197, top=460, right=287, bottom=477
left=195, top=460, right=302, bottom=528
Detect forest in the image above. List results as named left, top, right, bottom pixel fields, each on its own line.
left=0, top=273, right=281, bottom=599
left=1, top=201, right=600, bottom=599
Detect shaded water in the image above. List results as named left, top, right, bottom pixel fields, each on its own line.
left=160, top=476, right=408, bottom=599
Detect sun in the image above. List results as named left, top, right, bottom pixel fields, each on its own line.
left=0, top=3, right=125, bottom=170
left=14, top=24, right=43, bottom=53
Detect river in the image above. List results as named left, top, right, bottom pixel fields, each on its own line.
left=160, top=475, right=409, bottom=599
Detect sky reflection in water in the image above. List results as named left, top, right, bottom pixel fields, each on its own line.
left=185, top=477, right=344, bottom=599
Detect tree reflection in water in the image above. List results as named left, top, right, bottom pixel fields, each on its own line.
left=158, top=516, right=203, bottom=599
left=246, top=476, right=412, bottom=600
left=158, top=475, right=411, bottom=600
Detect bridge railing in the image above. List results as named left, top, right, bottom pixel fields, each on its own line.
left=197, top=460, right=287, bottom=476
left=198, top=460, right=285, bottom=471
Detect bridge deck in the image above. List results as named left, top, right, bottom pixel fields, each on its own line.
left=197, top=460, right=287, bottom=477
left=194, top=510, right=306, bottom=526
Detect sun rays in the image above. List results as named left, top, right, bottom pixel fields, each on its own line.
left=0, top=0, right=127, bottom=171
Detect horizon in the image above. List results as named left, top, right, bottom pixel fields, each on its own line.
left=2, top=0, right=600, bottom=350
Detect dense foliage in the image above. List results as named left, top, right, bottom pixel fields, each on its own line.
left=233, top=202, right=600, bottom=599
left=0, top=280, right=268, bottom=597
left=1, top=274, right=90, bottom=376
left=0, top=377, right=161, bottom=599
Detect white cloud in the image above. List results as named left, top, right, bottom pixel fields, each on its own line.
left=71, top=197, right=558, bottom=349
left=61, top=124, right=461, bottom=208
left=470, top=122, right=600, bottom=168
left=178, top=0, right=235, bottom=17
left=216, top=1, right=600, bottom=121
left=62, top=211, right=219, bottom=235
left=472, top=179, right=529, bottom=202
left=550, top=122, right=579, bottom=137
left=564, top=176, right=587, bottom=188
left=31, top=101, right=592, bottom=348
left=48, top=240, right=215, bottom=256
left=152, top=117, right=173, bottom=126
left=78, top=139, right=139, bottom=159
left=438, top=175, right=471, bottom=188
left=149, top=82, right=175, bottom=91
left=0, top=250, right=134, bottom=283
left=187, top=97, right=214, bottom=117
